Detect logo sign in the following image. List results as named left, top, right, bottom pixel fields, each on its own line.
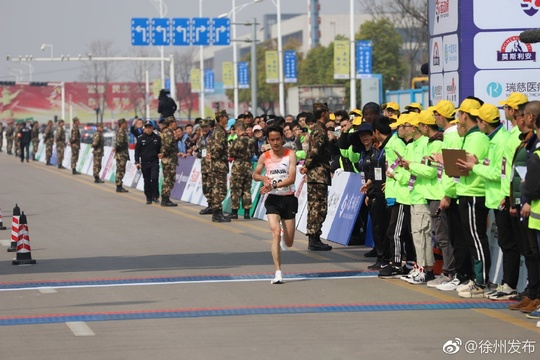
left=356, top=40, right=373, bottom=78
left=212, top=18, right=230, bottom=46
left=192, top=18, right=210, bottom=46
left=204, top=69, right=214, bottom=93
left=497, top=36, right=536, bottom=62
left=151, top=18, right=170, bottom=46
left=284, top=50, right=297, bottom=83
left=444, top=72, right=459, bottom=103
left=443, top=34, right=459, bottom=72
left=486, top=82, right=503, bottom=98
left=131, top=18, right=150, bottom=46
left=238, top=62, right=249, bottom=89
left=521, top=0, right=540, bottom=16
left=172, top=18, right=190, bottom=46
left=435, top=0, right=450, bottom=23
left=433, top=42, right=441, bottom=66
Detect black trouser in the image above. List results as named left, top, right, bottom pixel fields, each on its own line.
left=511, top=209, right=540, bottom=299
left=494, top=198, right=521, bottom=289
left=459, top=196, right=490, bottom=286
left=446, top=198, right=472, bottom=281
left=141, top=161, right=159, bottom=201
left=386, top=203, right=415, bottom=265
left=368, top=194, right=389, bottom=261
left=19, top=142, right=30, bottom=161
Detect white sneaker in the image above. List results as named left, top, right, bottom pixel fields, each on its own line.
left=458, top=282, right=485, bottom=298
left=400, top=264, right=419, bottom=281
left=456, top=280, right=475, bottom=292
left=436, top=277, right=461, bottom=291
left=279, top=227, right=287, bottom=251
left=271, top=270, right=283, bottom=284
left=487, top=283, right=517, bottom=301
left=427, top=274, right=451, bottom=288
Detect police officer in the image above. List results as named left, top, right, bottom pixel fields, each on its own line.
left=17, top=121, right=32, bottom=162
left=55, top=119, right=66, bottom=169
left=135, top=121, right=162, bottom=204
left=209, top=109, right=231, bottom=222
left=160, top=116, right=178, bottom=207
left=70, top=117, right=81, bottom=174
left=197, top=117, right=214, bottom=214
left=115, top=118, right=130, bottom=193
left=92, top=124, right=105, bottom=183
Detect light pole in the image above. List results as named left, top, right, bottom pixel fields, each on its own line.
left=349, top=0, right=356, bottom=108
left=198, top=0, right=205, bottom=118
left=275, top=0, right=284, bottom=115
left=151, top=0, right=167, bottom=89
left=40, top=44, right=53, bottom=59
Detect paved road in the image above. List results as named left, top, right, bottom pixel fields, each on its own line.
left=0, top=152, right=538, bottom=360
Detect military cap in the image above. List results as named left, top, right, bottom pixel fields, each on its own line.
left=215, top=109, right=229, bottom=119
left=117, top=118, right=126, bottom=125
left=313, top=102, right=330, bottom=112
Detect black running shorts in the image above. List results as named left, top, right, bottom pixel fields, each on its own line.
left=265, top=194, right=298, bottom=220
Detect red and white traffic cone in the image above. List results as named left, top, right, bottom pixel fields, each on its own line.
left=12, top=212, right=36, bottom=265
left=0, top=208, right=7, bottom=230
left=7, top=204, right=20, bottom=252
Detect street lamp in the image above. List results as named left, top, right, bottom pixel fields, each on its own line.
left=349, top=0, right=356, bottom=108
left=198, top=0, right=205, bottom=118
left=40, top=44, right=53, bottom=59
left=151, top=0, right=167, bottom=90
left=218, top=0, right=262, bottom=118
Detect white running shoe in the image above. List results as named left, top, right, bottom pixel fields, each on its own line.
left=487, top=283, right=517, bottom=301
left=400, top=264, right=419, bottom=281
left=456, top=280, right=475, bottom=292
left=271, top=270, right=283, bottom=284
left=436, top=277, right=461, bottom=291
left=427, top=274, right=451, bottom=288
left=279, top=227, right=287, bottom=251
left=458, top=282, right=485, bottom=298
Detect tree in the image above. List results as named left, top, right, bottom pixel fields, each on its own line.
left=356, top=19, right=405, bottom=92
left=79, top=40, right=117, bottom=124
left=173, top=48, right=197, bottom=120
left=127, top=48, right=155, bottom=118
left=361, top=0, right=428, bottom=87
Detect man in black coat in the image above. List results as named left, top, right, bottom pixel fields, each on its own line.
left=17, top=122, right=32, bottom=163
left=157, top=89, right=177, bottom=120
left=135, top=121, right=162, bottom=204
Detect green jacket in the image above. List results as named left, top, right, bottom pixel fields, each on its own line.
left=408, top=134, right=443, bottom=202
left=456, top=126, right=489, bottom=197
left=384, top=132, right=407, bottom=200
left=472, top=125, right=512, bottom=209
left=441, top=126, right=461, bottom=199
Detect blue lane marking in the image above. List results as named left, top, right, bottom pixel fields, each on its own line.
left=0, top=270, right=376, bottom=290
left=0, top=301, right=510, bottom=326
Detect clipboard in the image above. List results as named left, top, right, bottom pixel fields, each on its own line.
left=442, top=149, right=469, bottom=177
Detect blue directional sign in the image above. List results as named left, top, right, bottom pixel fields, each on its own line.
left=192, top=18, right=210, bottom=46
left=284, top=50, right=297, bottom=83
left=151, top=18, right=170, bottom=46
left=238, top=62, right=249, bottom=89
left=204, top=69, right=215, bottom=93
left=356, top=40, right=373, bottom=77
left=212, top=18, right=231, bottom=46
left=131, top=18, right=150, bottom=46
left=172, top=18, right=190, bottom=46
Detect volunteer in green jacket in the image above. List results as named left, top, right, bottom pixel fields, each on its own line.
left=499, top=92, right=528, bottom=150
left=453, top=98, right=490, bottom=298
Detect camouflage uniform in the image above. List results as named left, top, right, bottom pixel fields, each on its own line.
left=92, top=130, right=104, bottom=178
left=55, top=124, right=66, bottom=167
left=196, top=121, right=213, bottom=209
left=14, top=123, right=22, bottom=156
left=43, top=123, right=54, bottom=164
left=6, top=124, right=14, bottom=154
left=114, top=125, right=129, bottom=187
left=0, top=124, right=4, bottom=151
left=160, top=122, right=178, bottom=198
left=70, top=123, right=81, bottom=170
left=209, top=118, right=229, bottom=211
left=31, top=123, right=40, bottom=160
left=229, top=134, right=256, bottom=211
left=304, top=121, right=332, bottom=237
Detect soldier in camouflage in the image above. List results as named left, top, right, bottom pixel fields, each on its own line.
left=31, top=121, right=40, bottom=161
left=0, top=122, right=4, bottom=152
left=14, top=122, right=22, bottom=157
left=160, top=116, right=178, bottom=207
left=197, top=117, right=214, bottom=215
left=92, top=123, right=105, bottom=183
left=209, top=109, right=231, bottom=222
left=228, top=120, right=256, bottom=219
left=115, top=118, right=130, bottom=193
left=44, top=120, right=54, bottom=165
left=299, top=103, right=333, bottom=251
left=5, top=122, right=14, bottom=155
left=70, top=117, right=81, bottom=174
left=55, top=120, right=66, bottom=169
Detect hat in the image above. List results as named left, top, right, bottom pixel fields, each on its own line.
left=498, top=92, right=528, bottom=110
left=456, top=98, right=481, bottom=114
left=253, top=125, right=263, bottom=132
left=72, top=117, right=79, bottom=121
left=329, top=113, right=336, bottom=120
left=349, top=122, right=374, bottom=149
left=215, top=109, right=229, bottom=119
left=313, top=102, right=330, bottom=112
left=244, top=111, right=253, bottom=118
left=226, top=118, right=236, bottom=131
left=390, top=116, right=405, bottom=129
left=193, top=124, right=201, bottom=132
left=348, top=108, right=362, bottom=117
left=144, top=120, right=154, bottom=127
left=351, top=115, right=363, bottom=126
left=382, top=102, right=400, bottom=111
left=470, top=104, right=500, bottom=123
left=418, top=110, right=436, bottom=125
left=429, top=100, right=456, bottom=119
left=405, top=102, right=424, bottom=111
left=399, top=112, right=421, bottom=127
left=199, top=119, right=210, bottom=127
left=118, top=118, right=126, bottom=125
left=164, top=116, right=176, bottom=125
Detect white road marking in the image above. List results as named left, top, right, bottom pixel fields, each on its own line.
left=38, top=288, right=57, bottom=294
left=66, top=322, right=95, bottom=336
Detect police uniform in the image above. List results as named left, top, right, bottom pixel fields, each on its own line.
left=17, top=123, right=32, bottom=162
left=115, top=119, right=130, bottom=193
left=135, top=121, right=162, bottom=204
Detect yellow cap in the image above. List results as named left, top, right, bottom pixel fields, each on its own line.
left=430, top=100, right=456, bottom=119
left=456, top=98, right=481, bottom=114
left=382, top=102, right=400, bottom=111
left=405, top=102, right=424, bottom=111
left=418, top=110, right=436, bottom=125
left=470, top=103, right=501, bottom=124
left=498, top=92, right=528, bottom=110
left=403, top=112, right=421, bottom=127
left=390, top=115, right=404, bottom=129
left=351, top=116, right=363, bottom=126
left=329, top=113, right=336, bottom=120
left=348, top=108, right=362, bottom=117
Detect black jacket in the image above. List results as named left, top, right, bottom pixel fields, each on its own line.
left=135, top=132, right=161, bottom=165
left=158, top=96, right=177, bottom=118
left=18, top=126, right=32, bottom=145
